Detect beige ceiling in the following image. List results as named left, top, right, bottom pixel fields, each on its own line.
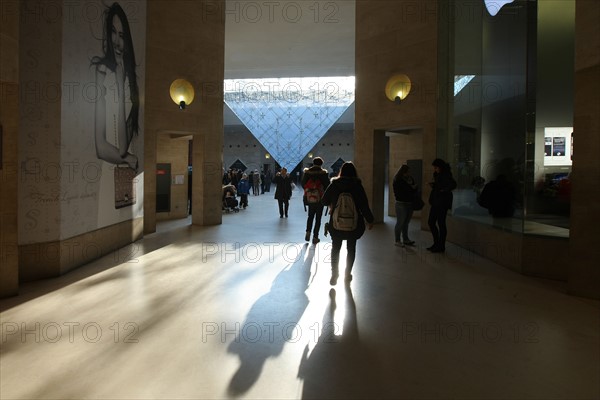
left=223, top=1, right=356, bottom=125
left=224, top=0, right=355, bottom=78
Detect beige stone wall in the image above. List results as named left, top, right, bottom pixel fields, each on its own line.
left=0, top=0, right=20, bottom=296
left=156, top=134, right=190, bottom=221
left=569, top=0, right=600, bottom=298
left=1, top=1, right=149, bottom=295
left=446, top=217, right=523, bottom=273
left=19, top=218, right=143, bottom=281
left=355, top=0, right=439, bottom=223
left=18, top=0, right=63, bottom=245
left=15, top=0, right=63, bottom=286
left=222, top=125, right=355, bottom=175
left=145, top=0, right=225, bottom=232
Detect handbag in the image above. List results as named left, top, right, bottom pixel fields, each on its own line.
left=412, top=190, right=425, bottom=211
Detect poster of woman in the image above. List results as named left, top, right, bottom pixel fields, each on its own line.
left=91, top=1, right=141, bottom=209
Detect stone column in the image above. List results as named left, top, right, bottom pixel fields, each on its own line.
left=145, top=0, right=225, bottom=230
left=0, top=0, right=20, bottom=296
left=569, top=0, right=600, bottom=298
left=355, top=0, right=439, bottom=223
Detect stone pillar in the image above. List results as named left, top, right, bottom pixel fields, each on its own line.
left=144, top=127, right=157, bottom=234
left=17, top=0, right=64, bottom=280
left=0, top=0, right=20, bottom=296
left=568, top=0, right=600, bottom=298
left=355, top=0, right=439, bottom=222
left=145, top=0, right=225, bottom=231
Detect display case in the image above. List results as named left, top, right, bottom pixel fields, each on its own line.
left=437, top=0, right=574, bottom=238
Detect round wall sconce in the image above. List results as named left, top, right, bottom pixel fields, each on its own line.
left=170, top=79, right=195, bottom=109
left=265, top=153, right=271, bottom=159
left=385, top=74, right=411, bottom=104
left=308, top=152, right=313, bottom=159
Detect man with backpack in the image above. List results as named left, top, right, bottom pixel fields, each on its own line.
left=301, top=157, right=330, bottom=244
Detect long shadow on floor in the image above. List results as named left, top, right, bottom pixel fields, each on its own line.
left=298, top=285, right=385, bottom=399
left=227, top=243, right=314, bottom=396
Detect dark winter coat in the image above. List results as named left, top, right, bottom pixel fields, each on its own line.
left=301, top=165, right=330, bottom=204
left=393, top=174, right=417, bottom=203
left=428, top=170, right=456, bottom=210
left=237, top=179, right=250, bottom=195
left=273, top=174, right=293, bottom=200
left=321, top=176, right=374, bottom=240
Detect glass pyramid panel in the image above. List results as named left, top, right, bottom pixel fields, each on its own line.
left=224, top=77, right=355, bottom=169
left=454, top=75, right=476, bottom=96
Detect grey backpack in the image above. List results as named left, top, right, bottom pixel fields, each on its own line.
left=332, top=192, right=358, bottom=231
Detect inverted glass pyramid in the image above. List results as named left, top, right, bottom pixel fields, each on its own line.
left=454, top=75, right=476, bottom=96
left=224, top=77, right=355, bottom=169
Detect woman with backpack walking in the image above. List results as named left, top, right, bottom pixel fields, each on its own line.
left=321, top=162, right=374, bottom=285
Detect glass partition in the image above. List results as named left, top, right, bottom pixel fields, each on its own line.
left=438, top=0, right=574, bottom=237
left=525, top=1, right=574, bottom=237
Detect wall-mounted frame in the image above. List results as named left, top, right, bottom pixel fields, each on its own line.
left=544, top=127, right=573, bottom=166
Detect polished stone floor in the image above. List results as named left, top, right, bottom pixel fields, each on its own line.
left=1, top=191, right=599, bottom=399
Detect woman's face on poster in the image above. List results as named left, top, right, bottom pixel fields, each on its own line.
left=111, top=15, right=125, bottom=59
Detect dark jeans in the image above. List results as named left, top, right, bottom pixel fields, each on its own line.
left=240, top=194, right=248, bottom=208
left=278, top=199, right=289, bottom=217
left=428, top=205, right=448, bottom=249
left=331, top=237, right=357, bottom=276
left=306, top=204, right=324, bottom=237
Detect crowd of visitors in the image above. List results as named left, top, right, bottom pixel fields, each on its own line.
left=220, top=157, right=456, bottom=284
left=222, top=168, right=273, bottom=211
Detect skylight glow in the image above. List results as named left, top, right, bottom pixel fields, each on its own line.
left=484, top=0, right=515, bottom=16
left=224, top=77, right=355, bottom=169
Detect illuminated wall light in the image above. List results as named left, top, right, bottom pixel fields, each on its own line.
left=385, top=74, right=411, bottom=104
left=170, top=79, right=195, bottom=110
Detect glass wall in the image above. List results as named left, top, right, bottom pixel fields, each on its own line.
left=438, top=0, right=574, bottom=237
left=526, top=1, right=575, bottom=237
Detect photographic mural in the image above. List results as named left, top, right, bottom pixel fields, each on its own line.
left=18, top=0, right=145, bottom=245
left=91, top=2, right=141, bottom=209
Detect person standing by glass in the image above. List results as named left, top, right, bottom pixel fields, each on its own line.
left=393, top=164, right=417, bottom=247
left=427, top=158, right=456, bottom=253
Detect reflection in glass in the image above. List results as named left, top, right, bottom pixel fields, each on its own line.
left=439, top=0, right=574, bottom=237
